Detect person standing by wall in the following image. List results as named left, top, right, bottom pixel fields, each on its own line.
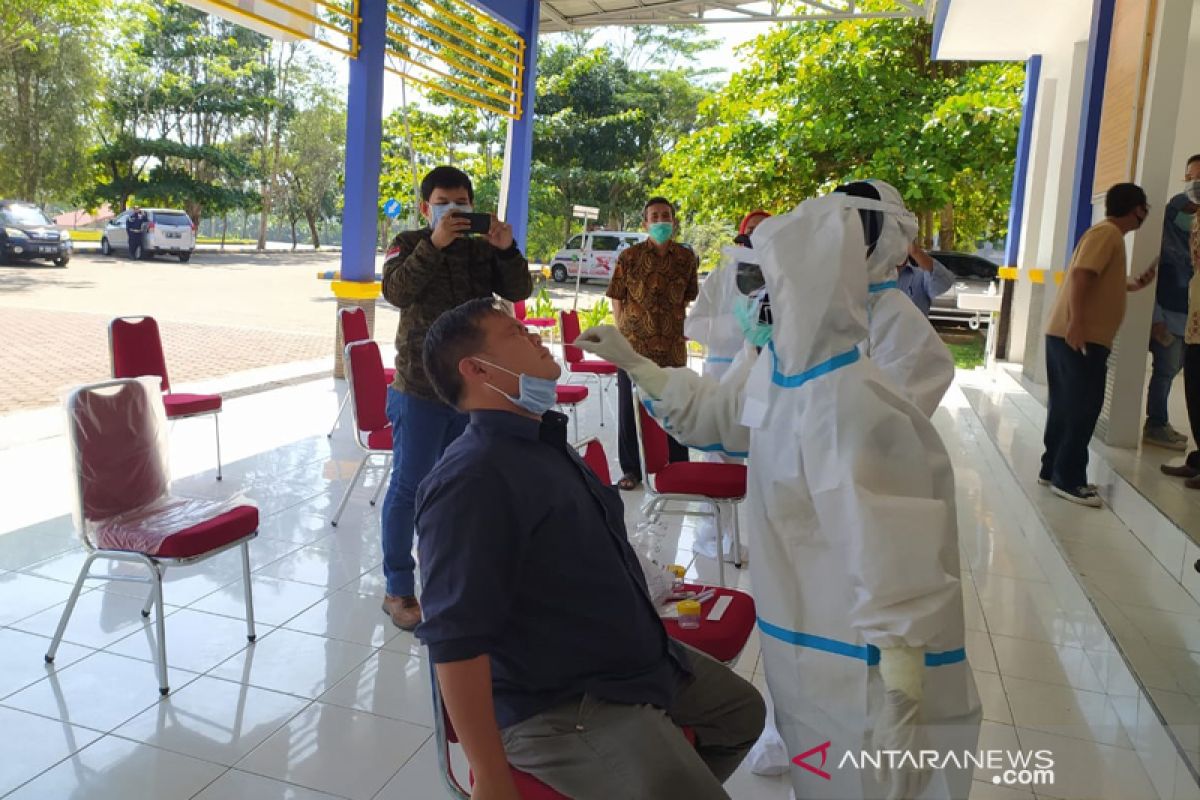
left=1161, top=172, right=1200, bottom=486
left=378, top=166, right=532, bottom=630
left=1143, top=154, right=1200, bottom=450
left=1041, top=183, right=1158, bottom=507
left=606, top=196, right=699, bottom=490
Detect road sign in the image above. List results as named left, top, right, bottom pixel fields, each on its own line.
left=383, top=198, right=402, bottom=219
left=572, top=205, right=599, bottom=219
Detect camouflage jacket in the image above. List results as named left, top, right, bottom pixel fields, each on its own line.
left=382, top=227, right=532, bottom=401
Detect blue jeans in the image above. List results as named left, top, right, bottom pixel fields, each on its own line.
left=381, top=388, right=468, bottom=597
left=1146, top=334, right=1184, bottom=427
left=1041, top=335, right=1110, bottom=491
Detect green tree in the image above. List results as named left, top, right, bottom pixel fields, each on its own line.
left=660, top=16, right=1024, bottom=248
left=279, top=90, right=346, bottom=249
left=0, top=0, right=106, bottom=203
left=83, top=0, right=275, bottom=222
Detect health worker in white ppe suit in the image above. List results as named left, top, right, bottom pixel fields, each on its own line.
left=576, top=193, right=980, bottom=800
left=835, top=180, right=955, bottom=418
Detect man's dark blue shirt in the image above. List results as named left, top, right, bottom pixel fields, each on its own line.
left=414, top=409, right=690, bottom=729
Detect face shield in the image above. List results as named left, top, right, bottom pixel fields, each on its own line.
left=733, top=257, right=773, bottom=347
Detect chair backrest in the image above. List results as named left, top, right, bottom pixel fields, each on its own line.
left=576, top=438, right=612, bottom=485
left=560, top=310, right=583, bottom=364
left=634, top=391, right=670, bottom=477
left=67, top=379, right=170, bottom=526
left=344, top=340, right=389, bottom=435
left=109, top=316, right=170, bottom=392
left=513, top=299, right=527, bottom=321
left=339, top=306, right=371, bottom=346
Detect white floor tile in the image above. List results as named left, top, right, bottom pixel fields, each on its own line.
left=975, top=670, right=1014, bottom=726
left=208, top=628, right=375, bottom=699
left=113, top=675, right=309, bottom=766
left=0, top=627, right=94, bottom=699
left=12, top=588, right=171, bottom=649
left=1013, top=726, right=1159, bottom=800
left=991, top=635, right=1105, bottom=693
left=3, top=651, right=199, bottom=732
left=256, top=509, right=340, bottom=546
left=189, top=575, right=329, bottom=627
left=317, top=649, right=433, bottom=728
left=235, top=701, right=430, bottom=800
left=0, top=569, right=90, bottom=627
left=255, top=544, right=377, bottom=591
left=192, top=768, right=343, bottom=800
left=280, top=590, right=407, bottom=649
left=104, top=607, right=263, bottom=674
left=1, top=733, right=226, bottom=800
left=371, top=737, right=456, bottom=800
left=0, top=705, right=103, bottom=796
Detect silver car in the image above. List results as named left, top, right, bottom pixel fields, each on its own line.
left=101, top=208, right=197, bottom=262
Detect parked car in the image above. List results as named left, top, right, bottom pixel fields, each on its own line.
left=549, top=230, right=647, bottom=283
left=927, top=250, right=1000, bottom=328
left=0, top=200, right=71, bottom=267
left=101, top=208, right=197, bottom=262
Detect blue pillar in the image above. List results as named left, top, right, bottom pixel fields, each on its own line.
left=503, top=1, right=539, bottom=250
left=1004, top=55, right=1042, bottom=267
left=1067, top=0, right=1117, bottom=254
left=340, top=0, right=387, bottom=283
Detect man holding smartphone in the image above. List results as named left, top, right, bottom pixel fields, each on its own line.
left=378, top=166, right=532, bottom=631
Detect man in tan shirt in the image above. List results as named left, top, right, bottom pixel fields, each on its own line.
left=607, top=196, right=700, bottom=489
left=1041, top=183, right=1157, bottom=507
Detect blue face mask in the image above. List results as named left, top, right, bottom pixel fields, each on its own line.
left=733, top=292, right=773, bottom=348
left=474, top=358, right=558, bottom=416
left=1176, top=211, right=1196, bottom=232
left=429, top=202, right=472, bottom=229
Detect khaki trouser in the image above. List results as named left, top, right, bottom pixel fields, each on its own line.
left=501, top=645, right=766, bottom=800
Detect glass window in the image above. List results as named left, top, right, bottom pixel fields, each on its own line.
left=566, top=235, right=582, bottom=250
left=591, top=235, right=621, bottom=251
left=1, top=205, right=51, bottom=227
left=153, top=212, right=193, bottom=227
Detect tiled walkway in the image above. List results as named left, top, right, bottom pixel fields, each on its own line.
left=0, top=367, right=1196, bottom=799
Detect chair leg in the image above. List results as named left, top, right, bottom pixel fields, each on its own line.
left=369, top=455, right=390, bottom=507
left=151, top=565, right=169, bottom=695
left=597, top=376, right=606, bottom=427
left=571, top=405, right=579, bottom=440
left=332, top=454, right=369, bottom=527
left=327, top=391, right=350, bottom=438
left=214, top=414, right=223, bottom=481
left=141, top=565, right=165, bottom=618
left=710, top=501, right=726, bottom=588
left=730, top=501, right=744, bottom=569
left=45, top=553, right=98, bottom=663
left=241, top=541, right=257, bottom=642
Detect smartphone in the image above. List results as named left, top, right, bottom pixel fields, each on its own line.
left=454, top=212, right=492, bottom=235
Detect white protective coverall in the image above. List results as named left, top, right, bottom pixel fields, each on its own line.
left=577, top=194, right=980, bottom=800
left=858, top=180, right=955, bottom=418
left=684, top=252, right=752, bottom=560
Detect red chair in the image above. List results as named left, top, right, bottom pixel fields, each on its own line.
left=109, top=316, right=224, bottom=480
left=560, top=310, right=617, bottom=426
left=329, top=307, right=396, bottom=437
left=514, top=299, right=557, bottom=334
left=555, top=384, right=588, bottom=440
left=331, top=340, right=393, bottom=527
left=48, top=378, right=257, bottom=695
left=633, top=389, right=746, bottom=587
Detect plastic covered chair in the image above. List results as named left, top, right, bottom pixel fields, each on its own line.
left=331, top=339, right=393, bottom=527
left=633, top=389, right=746, bottom=587
left=49, top=378, right=257, bottom=695
left=514, top=299, right=556, bottom=333
left=560, top=310, right=616, bottom=426
left=329, top=307, right=396, bottom=437
left=555, top=384, right=588, bottom=440
left=109, top=315, right=224, bottom=480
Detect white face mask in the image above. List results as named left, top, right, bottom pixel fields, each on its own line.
left=1187, top=180, right=1200, bottom=206
left=429, top=202, right=472, bottom=229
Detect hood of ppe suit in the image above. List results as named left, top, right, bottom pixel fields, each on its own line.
left=684, top=248, right=746, bottom=358
left=857, top=179, right=918, bottom=285
left=749, top=194, right=869, bottom=377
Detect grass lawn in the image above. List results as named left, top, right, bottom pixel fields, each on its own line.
left=66, top=229, right=256, bottom=245
left=945, top=334, right=986, bottom=369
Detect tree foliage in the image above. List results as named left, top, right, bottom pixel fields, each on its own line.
left=660, top=16, right=1024, bottom=248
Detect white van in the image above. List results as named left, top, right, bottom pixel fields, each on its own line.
left=549, top=230, right=647, bottom=284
